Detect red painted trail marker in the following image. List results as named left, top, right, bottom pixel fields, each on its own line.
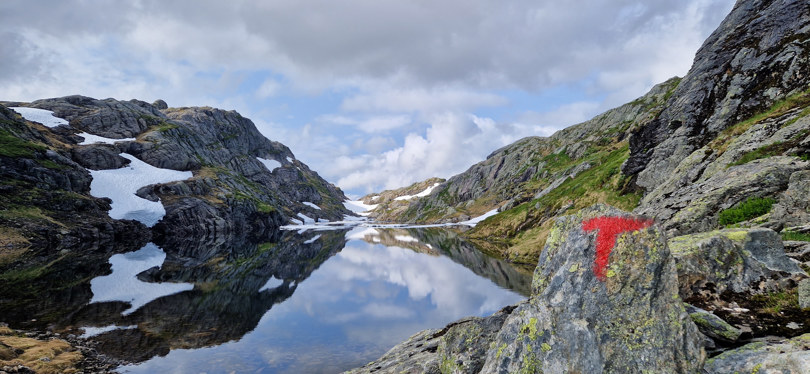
left=582, top=216, right=653, bottom=281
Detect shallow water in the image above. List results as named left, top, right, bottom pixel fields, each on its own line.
left=0, top=227, right=530, bottom=373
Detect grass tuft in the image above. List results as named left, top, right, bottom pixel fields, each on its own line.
left=718, top=197, right=776, bottom=225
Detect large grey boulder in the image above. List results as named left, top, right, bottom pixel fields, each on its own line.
left=703, top=334, right=810, bottom=374
left=481, top=205, right=704, bottom=373
left=669, top=228, right=806, bottom=305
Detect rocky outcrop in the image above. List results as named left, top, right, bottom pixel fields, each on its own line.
left=670, top=228, right=806, bottom=302
left=360, top=177, right=445, bottom=222
left=349, top=205, right=704, bottom=373
left=625, top=0, right=810, bottom=189
left=1, top=96, right=351, bottom=242
left=771, top=170, right=810, bottom=230
left=703, top=334, right=810, bottom=374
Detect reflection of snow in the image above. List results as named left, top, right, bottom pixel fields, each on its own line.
left=257, top=157, right=281, bottom=172
left=394, top=235, right=418, bottom=243
left=89, top=154, right=192, bottom=227
left=259, top=276, right=284, bottom=292
left=10, top=107, right=68, bottom=128
left=302, top=202, right=321, bottom=210
left=394, top=182, right=441, bottom=201
left=80, top=325, right=138, bottom=338
left=78, top=132, right=135, bottom=145
left=89, top=243, right=194, bottom=315
left=304, top=234, right=321, bottom=244
left=346, top=227, right=379, bottom=240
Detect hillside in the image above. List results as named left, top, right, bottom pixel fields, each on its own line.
left=379, top=0, right=810, bottom=266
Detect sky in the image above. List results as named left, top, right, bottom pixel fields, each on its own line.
left=0, top=0, right=736, bottom=197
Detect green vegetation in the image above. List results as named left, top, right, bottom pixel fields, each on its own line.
left=751, top=289, right=798, bottom=315
left=717, top=197, right=776, bottom=225
left=728, top=129, right=810, bottom=166
left=710, top=87, right=810, bottom=154
left=0, top=130, right=46, bottom=158
left=156, top=122, right=179, bottom=132
left=782, top=230, right=810, bottom=242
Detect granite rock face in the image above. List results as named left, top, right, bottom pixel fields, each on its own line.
left=348, top=205, right=704, bottom=373
left=625, top=0, right=810, bottom=189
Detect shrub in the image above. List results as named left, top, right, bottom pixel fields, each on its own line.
left=718, top=197, right=776, bottom=225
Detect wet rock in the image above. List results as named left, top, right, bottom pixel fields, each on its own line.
left=669, top=228, right=806, bottom=305
left=703, top=334, right=810, bottom=374
left=686, top=304, right=742, bottom=343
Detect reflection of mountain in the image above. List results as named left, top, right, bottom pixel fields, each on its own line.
left=2, top=230, right=347, bottom=364
left=360, top=228, right=532, bottom=296
left=0, top=238, right=149, bottom=331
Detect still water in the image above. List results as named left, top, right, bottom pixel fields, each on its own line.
left=1, top=226, right=530, bottom=373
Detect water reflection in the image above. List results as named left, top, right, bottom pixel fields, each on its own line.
left=0, top=227, right=530, bottom=373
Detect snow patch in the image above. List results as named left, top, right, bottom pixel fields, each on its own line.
left=304, top=234, right=322, bottom=244
left=394, top=182, right=441, bottom=201
left=343, top=200, right=378, bottom=216
left=303, top=202, right=321, bottom=210
left=89, top=243, right=194, bottom=315
left=10, top=107, right=68, bottom=128
left=459, top=208, right=499, bottom=226
left=257, top=157, right=282, bottom=172
left=286, top=156, right=294, bottom=163
left=89, top=153, right=193, bottom=227
left=259, top=276, right=284, bottom=292
left=77, top=132, right=136, bottom=145
left=297, top=213, right=315, bottom=223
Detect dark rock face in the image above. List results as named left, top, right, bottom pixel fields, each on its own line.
left=71, top=145, right=131, bottom=170
left=770, top=170, right=810, bottom=229
left=626, top=0, right=810, bottom=190
left=349, top=205, right=704, bottom=373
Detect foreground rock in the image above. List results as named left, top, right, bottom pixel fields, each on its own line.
left=703, top=334, right=810, bottom=374
left=348, top=205, right=704, bottom=373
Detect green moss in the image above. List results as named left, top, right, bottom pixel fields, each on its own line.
left=718, top=197, right=776, bottom=225
left=0, top=130, right=46, bottom=158
left=540, top=343, right=552, bottom=352
left=256, top=202, right=275, bottom=214
left=751, top=289, right=798, bottom=315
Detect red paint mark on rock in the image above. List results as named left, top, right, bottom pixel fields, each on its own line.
left=582, top=216, right=653, bottom=280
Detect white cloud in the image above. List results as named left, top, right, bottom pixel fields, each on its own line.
left=340, top=87, right=508, bottom=114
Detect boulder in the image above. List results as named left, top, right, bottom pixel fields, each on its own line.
left=703, top=334, right=810, bottom=374
left=481, top=204, right=704, bottom=373
left=686, top=304, right=742, bottom=344
left=71, top=145, right=130, bottom=170
left=669, top=228, right=806, bottom=305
